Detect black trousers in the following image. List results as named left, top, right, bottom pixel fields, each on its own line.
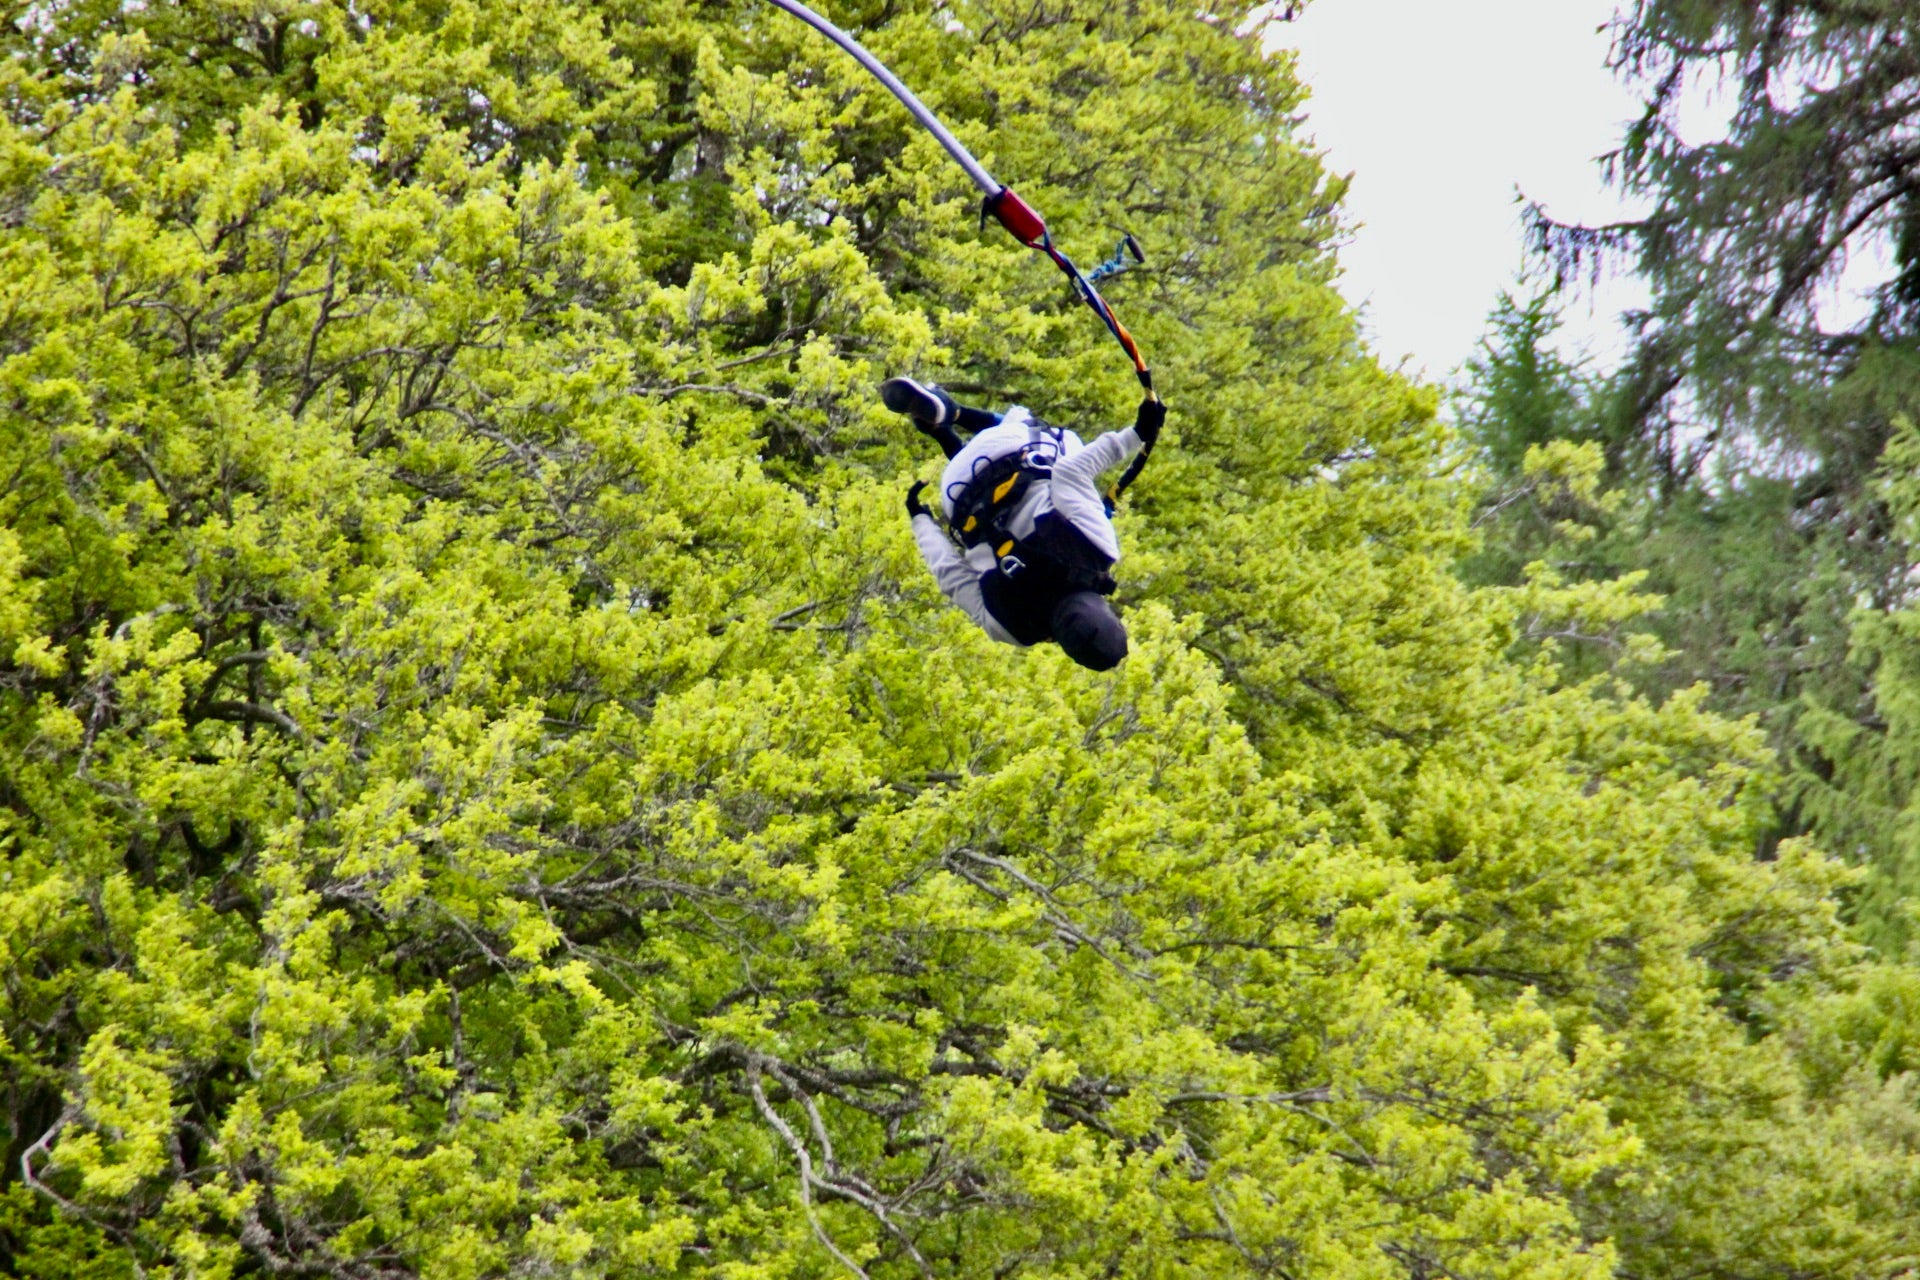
left=926, top=402, right=1004, bottom=460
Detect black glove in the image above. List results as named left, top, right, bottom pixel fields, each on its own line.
left=905, top=479, right=932, bottom=519
left=1134, top=397, right=1166, bottom=448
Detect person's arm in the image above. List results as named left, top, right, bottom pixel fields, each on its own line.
left=907, top=485, right=1017, bottom=644
left=1047, top=428, right=1142, bottom=563
left=1052, top=398, right=1163, bottom=488
left=1053, top=424, right=1140, bottom=486
left=1047, top=400, right=1164, bottom=561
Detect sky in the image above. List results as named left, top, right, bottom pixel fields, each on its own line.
left=1277, top=0, right=1650, bottom=385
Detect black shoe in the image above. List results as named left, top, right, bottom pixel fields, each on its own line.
left=879, top=377, right=956, bottom=428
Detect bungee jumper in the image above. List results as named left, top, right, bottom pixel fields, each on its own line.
left=765, top=0, right=1168, bottom=668
left=888, top=379, right=1164, bottom=670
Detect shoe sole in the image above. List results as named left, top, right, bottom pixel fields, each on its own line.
left=880, top=378, right=946, bottom=424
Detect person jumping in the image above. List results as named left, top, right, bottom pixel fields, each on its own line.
left=886, top=377, right=1165, bottom=671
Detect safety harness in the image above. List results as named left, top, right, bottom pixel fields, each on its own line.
left=943, top=426, right=1118, bottom=643
left=949, top=449, right=1043, bottom=573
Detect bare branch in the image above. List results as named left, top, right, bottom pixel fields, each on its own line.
left=747, top=1062, right=873, bottom=1280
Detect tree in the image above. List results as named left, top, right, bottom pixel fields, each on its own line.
left=1453, top=290, right=1618, bottom=598
left=1, top=0, right=1916, bottom=1276
left=1532, top=0, right=1920, bottom=463
left=1520, top=0, right=1920, bottom=943
left=1792, top=420, right=1920, bottom=948
left=1458, top=286, right=1879, bottom=809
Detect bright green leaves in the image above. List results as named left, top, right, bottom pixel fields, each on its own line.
left=65, top=1029, right=172, bottom=1200
left=0, top=0, right=1898, bottom=1276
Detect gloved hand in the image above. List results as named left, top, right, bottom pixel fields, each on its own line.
left=905, top=479, right=932, bottom=519
left=1134, top=396, right=1167, bottom=448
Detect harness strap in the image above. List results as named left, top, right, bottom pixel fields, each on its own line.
left=945, top=415, right=1067, bottom=550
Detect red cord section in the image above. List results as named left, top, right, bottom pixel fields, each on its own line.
left=983, top=187, right=1049, bottom=247
left=986, top=186, right=1153, bottom=396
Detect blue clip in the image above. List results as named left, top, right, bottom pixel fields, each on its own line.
left=1085, top=233, right=1146, bottom=284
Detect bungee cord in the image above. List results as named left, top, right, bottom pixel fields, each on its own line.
left=764, top=0, right=1159, bottom=436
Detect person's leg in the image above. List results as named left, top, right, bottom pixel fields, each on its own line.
left=954, top=403, right=1001, bottom=435
left=920, top=423, right=966, bottom=459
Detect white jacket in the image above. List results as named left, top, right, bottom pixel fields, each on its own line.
left=911, top=407, right=1143, bottom=645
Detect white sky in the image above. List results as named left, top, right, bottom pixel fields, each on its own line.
left=1277, top=0, right=1650, bottom=385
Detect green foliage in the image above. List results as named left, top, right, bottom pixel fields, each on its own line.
left=1461, top=282, right=1920, bottom=953
left=1, top=1, right=1915, bottom=1277
left=1790, top=419, right=1920, bottom=948
left=1537, top=0, right=1920, bottom=448
left=1459, top=292, right=1598, bottom=479
left=1511, top=1, right=1920, bottom=951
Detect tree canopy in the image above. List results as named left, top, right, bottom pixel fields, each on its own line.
left=1496, top=0, right=1920, bottom=949
left=3, top=1, right=1917, bottom=1276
